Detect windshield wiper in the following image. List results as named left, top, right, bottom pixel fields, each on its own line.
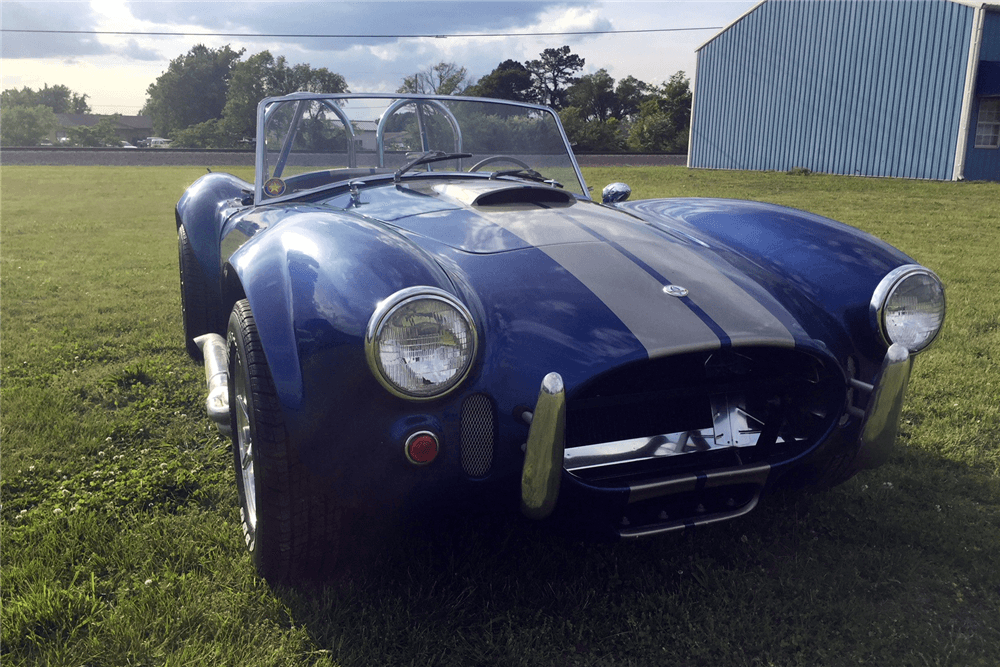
left=394, top=151, right=473, bottom=183
left=490, top=168, right=564, bottom=189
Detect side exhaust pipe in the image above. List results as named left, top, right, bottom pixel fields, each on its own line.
left=194, top=333, right=232, bottom=436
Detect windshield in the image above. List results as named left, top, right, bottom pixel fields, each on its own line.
left=254, top=94, right=587, bottom=203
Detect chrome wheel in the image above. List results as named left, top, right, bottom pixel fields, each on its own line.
left=233, top=354, right=257, bottom=532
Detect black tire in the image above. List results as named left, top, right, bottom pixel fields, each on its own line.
left=178, top=225, right=212, bottom=359
left=227, top=299, right=342, bottom=583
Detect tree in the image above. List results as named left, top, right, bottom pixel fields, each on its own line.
left=468, top=60, right=535, bottom=102
left=559, top=106, right=621, bottom=152
left=1, top=84, right=90, bottom=113
left=0, top=104, right=58, bottom=146
left=170, top=119, right=226, bottom=148
left=626, top=72, right=693, bottom=153
left=526, top=46, right=585, bottom=109
left=612, top=75, right=651, bottom=120
left=64, top=114, right=123, bottom=146
left=398, top=62, right=469, bottom=95
left=220, top=51, right=349, bottom=142
left=568, top=69, right=617, bottom=123
left=142, top=44, right=244, bottom=137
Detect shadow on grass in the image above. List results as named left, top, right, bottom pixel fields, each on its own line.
left=268, top=446, right=1000, bottom=666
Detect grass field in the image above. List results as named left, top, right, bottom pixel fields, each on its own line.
left=2, top=165, right=998, bottom=666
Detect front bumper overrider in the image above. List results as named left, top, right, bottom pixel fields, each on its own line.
left=519, top=344, right=913, bottom=536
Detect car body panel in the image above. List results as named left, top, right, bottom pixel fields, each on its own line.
left=176, top=93, right=942, bottom=544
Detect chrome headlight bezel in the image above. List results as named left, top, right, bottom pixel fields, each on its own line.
left=365, top=286, right=478, bottom=401
left=870, top=264, right=945, bottom=355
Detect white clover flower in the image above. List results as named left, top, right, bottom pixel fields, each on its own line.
left=144, top=579, right=153, bottom=586
left=53, top=508, right=63, bottom=515
left=106, top=437, right=112, bottom=442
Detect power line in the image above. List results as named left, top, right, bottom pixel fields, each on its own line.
left=2, top=26, right=721, bottom=39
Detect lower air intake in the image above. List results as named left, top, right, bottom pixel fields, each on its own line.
left=461, top=394, right=495, bottom=477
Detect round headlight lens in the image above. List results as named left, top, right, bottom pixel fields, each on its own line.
left=872, top=266, right=945, bottom=354
left=366, top=288, right=477, bottom=399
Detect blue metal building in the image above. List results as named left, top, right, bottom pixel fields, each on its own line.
left=689, top=0, right=1000, bottom=181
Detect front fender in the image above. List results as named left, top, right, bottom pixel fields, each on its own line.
left=176, top=172, right=251, bottom=310
left=226, top=209, right=457, bottom=420
left=620, top=197, right=916, bottom=362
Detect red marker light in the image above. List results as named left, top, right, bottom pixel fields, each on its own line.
left=405, top=431, right=439, bottom=465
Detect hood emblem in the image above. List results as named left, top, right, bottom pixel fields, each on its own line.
left=662, top=285, right=689, bottom=298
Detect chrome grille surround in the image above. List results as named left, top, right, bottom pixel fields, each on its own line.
left=461, top=393, right=495, bottom=477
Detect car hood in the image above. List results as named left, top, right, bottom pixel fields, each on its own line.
left=322, top=179, right=592, bottom=254
left=322, top=178, right=821, bottom=360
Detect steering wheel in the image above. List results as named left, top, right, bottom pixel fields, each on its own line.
left=469, top=156, right=532, bottom=172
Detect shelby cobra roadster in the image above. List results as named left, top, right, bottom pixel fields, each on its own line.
left=176, top=93, right=945, bottom=582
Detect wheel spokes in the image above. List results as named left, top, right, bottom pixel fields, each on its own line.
left=234, top=365, right=257, bottom=529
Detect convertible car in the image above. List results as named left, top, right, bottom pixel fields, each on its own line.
left=177, top=93, right=945, bottom=582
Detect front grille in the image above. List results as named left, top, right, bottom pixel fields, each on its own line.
left=461, top=393, right=495, bottom=477
left=565, top=347, right=844, bottom=483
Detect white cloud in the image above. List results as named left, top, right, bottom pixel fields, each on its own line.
left=2, top=1, right=755, bottom=113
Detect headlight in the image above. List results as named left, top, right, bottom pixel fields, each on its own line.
left=870, top=265, right=945, bottom=354
left=365, top=287, right=478, bottom=399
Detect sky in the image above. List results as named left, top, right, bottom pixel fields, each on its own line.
left=1, top=0, right=757, bottom=115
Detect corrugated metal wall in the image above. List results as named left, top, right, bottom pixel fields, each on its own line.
left=690, top=0, right=974, bottom=180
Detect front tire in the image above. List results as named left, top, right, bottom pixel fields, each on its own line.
left=227, top=299, right=341, bottom=583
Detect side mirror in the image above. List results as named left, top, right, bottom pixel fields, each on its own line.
left=602, top=182, right=631, bottom=204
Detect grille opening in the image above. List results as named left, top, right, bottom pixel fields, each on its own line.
left=565, top=347, right=844, bottom=483
left=461, top=393, right=495, bottom=477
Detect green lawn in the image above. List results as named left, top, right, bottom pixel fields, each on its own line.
left=2, top=165, right=998, bottom=666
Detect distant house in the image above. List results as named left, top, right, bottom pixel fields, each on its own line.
left=689, top=0, right=1000, bottom=181
left=54, top=114, right=153, bottom=145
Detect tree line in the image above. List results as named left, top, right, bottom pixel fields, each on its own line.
left=0, top=84, right=121, bottom=147
left=1, top=44, right=692, bottom=152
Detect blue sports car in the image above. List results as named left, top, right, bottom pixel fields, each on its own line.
left=177, top=93, right=945, bottom=583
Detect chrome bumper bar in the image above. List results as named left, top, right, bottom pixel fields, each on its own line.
left=518, top=369, right=772, bottom=532
left=520, top=373, right=566, bottom=520
left=194, top=333, right=232, bottom=436
left=856, top=343, right=912, bottom=469
left=519, top=344, right=913, bottom=528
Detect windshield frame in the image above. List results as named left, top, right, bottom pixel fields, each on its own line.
left=253, top=92, right=589, bottom=205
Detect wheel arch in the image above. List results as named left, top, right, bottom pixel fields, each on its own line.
left=176, top=172, right=252, bottom=320
left=224, top=210, right=459, bottom=419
